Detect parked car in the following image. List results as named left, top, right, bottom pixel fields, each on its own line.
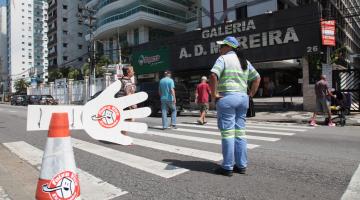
left=38, top=95, right=58, bottom=105
left=26, top=95, right=58, bottom=105
left=27, top=95, right=41, bottom=105
left=11, top=94, right=28, bottom=106
left=137, top=82, right=190, bottom=116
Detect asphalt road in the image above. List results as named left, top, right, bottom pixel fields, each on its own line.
left=0, top=104, right=359, bottom=200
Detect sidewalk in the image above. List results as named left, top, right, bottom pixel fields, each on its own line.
left=182, top=110, right=360, bottom=126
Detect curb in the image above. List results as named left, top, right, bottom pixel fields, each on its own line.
left=181, top=111, right=360, bottom=126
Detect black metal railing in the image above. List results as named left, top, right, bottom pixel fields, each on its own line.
left=279, top=85, right=293, bottom=108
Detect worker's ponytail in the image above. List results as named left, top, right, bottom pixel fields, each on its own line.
left=235, top=47, right=248, bottom=70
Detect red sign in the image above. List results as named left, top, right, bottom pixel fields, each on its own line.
left=321, top=20, right=336, bottom=46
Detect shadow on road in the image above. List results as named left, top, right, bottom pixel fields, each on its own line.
left=163, top=159, right=219, bottom=174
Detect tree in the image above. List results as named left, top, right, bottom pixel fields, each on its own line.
left=82, top=63, right=90, bottom=77
left=331, top=46, right=348, bottom=67
left=67, top=68, right=80, bottom=80
left=14, top=79, right=29, bottom=94
left=48, top=68, right=63, bottom=82
left=95, top=55, right=110, bottom=77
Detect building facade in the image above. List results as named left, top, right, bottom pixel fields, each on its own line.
left=0, top=5, right=7, bottom=93
left=131, top=0, right=360, bottom=111
left=47, top=0, right=88, bottom=70
left=85, top=0, right=199, bottom=63
left=6, top=0, right=48, bottom=92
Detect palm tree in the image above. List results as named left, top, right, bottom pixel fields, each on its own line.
left=14, top=79, right=29, bottom=94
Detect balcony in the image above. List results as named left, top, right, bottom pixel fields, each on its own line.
left=94, top=5, right=187, bottom=38
left=97, top=0, right=189, bottom=18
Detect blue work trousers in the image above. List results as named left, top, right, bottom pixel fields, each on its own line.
left=216, top=92, right=249, bottom=170
left=161, top=100, right=177, bottom=128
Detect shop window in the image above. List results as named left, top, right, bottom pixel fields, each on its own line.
left=236, top=6, right=247, bottom=20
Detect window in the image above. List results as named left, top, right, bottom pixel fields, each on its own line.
left=78, top=32, right=83, bottom=37
left=63, top=30, right=68, bottom=35
left=236, top=6, right=247, bottom=20
left=63, top=43, right=68, bottom=47
left=63, top=56, right=68, bottom=61
left=63, top=18, right=68, bottom=22
left=63, top=5, right=68, bottom=9
left=78, top=45, right=83, bottom=49
left=78, top=57, right=83, bottom=62
left=28, top=43, right=32, bottom=46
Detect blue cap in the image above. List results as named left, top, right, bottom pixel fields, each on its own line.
left=216, top=36, right=239, bottom=48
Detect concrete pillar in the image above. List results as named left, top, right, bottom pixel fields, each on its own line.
left=84, top=76, right=89, bottom=104
left=127, top=29, right=134, bottom=46
left=139, top=26, right=149, bottom=44
left=105, top=73, right=112, bottom=88
left=67, top=79, right=74, bottom=104
left=302, top=57, right=316, bottom=111
left=49, top=82, right=54, bottom=97
left=40, top=83, right=45, bottom=95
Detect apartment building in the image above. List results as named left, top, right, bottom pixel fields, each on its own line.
left=47, top=0, right=88, bottom=70
left=85, top=0, right=198, bottom=63
left=6, top=0, right=48, bottom=92
left=0, top=5, right=7, bottom=92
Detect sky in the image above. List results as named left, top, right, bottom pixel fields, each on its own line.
left=0, top=0, right=5, bottom=6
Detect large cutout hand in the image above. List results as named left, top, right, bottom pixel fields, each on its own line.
left=82, top=80, right=151, bottom=145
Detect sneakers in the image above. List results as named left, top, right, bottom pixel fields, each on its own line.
left=214, top=167, right=233, bottom=177
left=310, top=120, right=318, bottom=126
left=233, top=165, right=246, bottom=174
left=171, top=125, right=177, bottom=129
left=328, top=122, right=336, bottom=127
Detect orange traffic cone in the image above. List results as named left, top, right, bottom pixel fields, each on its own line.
left=35, top=113, right=81, bottom=200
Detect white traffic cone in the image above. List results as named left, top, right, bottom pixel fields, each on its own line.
left=35, top=113, right=81, bottom=200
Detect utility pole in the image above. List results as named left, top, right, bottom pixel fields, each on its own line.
left=326, top=1, right=331, bottom=65
left=79, top=5, right=96, bottom=100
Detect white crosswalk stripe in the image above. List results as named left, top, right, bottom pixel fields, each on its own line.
left=133, top=138, right=222, bottom=161
left=176, top=123, right=296, bottom=136
left=0, top=186, right=11, bottom=200
left=146, top=130, right=260, bottom=149
left=3, top=141, right=128, bottom=200
left=1, top=120, right=309, bottom=199
left=72, top=138, right=189, bottom=178
left=152, top=126, right=280, bottom=142
left=205, top=122, right=308, bottom=132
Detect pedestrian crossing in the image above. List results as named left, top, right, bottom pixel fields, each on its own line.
left=1, top=120, right=314, bottom=199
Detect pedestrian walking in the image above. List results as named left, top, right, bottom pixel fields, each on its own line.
left=195, top=76, right=211, bottom=125
left=119, top=66, right=137, bottom=135
left=310, top=75, right=335, bottom=126
left=210, top=36, right=261, bottom=176
left=159, top=70, right=177, bottom=130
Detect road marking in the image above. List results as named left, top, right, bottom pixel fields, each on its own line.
left=133, top=138, right=222, bottom=161
left=205, top=122, right=307, bottom=132
left=206, top=121, right=315, bottom=129
left=341, top=163, right=360, bottom=200
left=147, top=130, right=259, bottom=149
left=3, top=141, right=128, bottom=200
left=0, top=186, right=11, bottom=200
left=177, top=123, right=295, bottom=136
left=8, top=110, right=17, bottom=113
left=71, top=138, right=188, bottom=178
left=153, top=126, right=280, bottom=142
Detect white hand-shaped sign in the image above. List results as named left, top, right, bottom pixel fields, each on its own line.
left=82, top=80, right=150, bottom=145
left=27, top=80, right=151, bottom=145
